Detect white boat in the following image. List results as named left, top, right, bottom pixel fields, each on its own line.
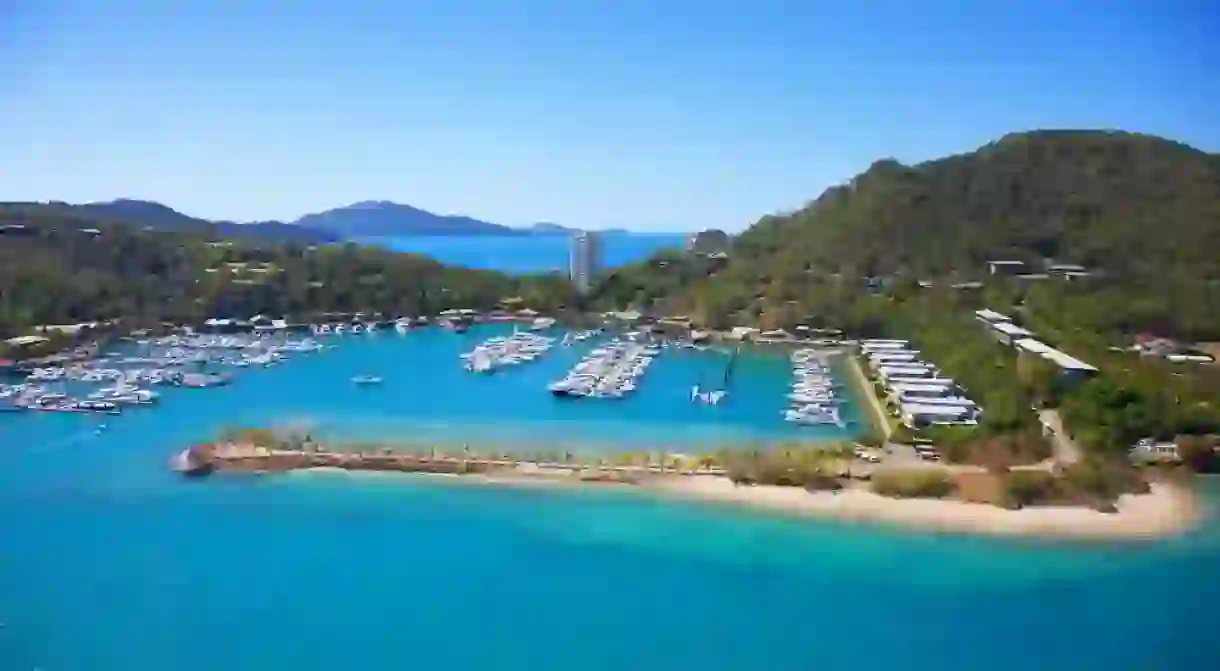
left=530, top=317, right=557, bottom=331
left=352, top=375, right=383, bottom=385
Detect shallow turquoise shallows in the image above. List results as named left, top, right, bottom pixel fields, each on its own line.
left=2, top=328, right=1219, bottom=670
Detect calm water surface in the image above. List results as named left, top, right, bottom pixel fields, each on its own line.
left=355, top=232, right=686, bottom=273
left=1, top=328, right=1217, bottom=670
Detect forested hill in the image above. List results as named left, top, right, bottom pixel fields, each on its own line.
left=733, top=130, right=1220, bottom=280
left=591, top=130, right=1220, bottom=339
left=0, top=210, right=578, bottom=339
left=0, top=200, right=339, bottom=244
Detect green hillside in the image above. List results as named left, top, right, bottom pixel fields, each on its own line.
left=599, top=131, right=1220, bottom=337
left=737, top=129, right=1220, bottom=278
left=0, top=206, right=577, bottom=340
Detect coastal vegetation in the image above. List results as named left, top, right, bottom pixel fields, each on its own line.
left=0, top=204, right=583, bottom=340
left=185, top=428, right=1164, bottom=517
left=6, top=129, right=1220, bottom=485
left=870, top=470, right=955, bottom=499
left=597, top=130, right=1220, bottom=475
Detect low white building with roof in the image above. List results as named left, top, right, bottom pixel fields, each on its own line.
left=877, top=364, right=938, bottom=381
left=887, top=382, right=959, bottom=402
left=986, top=260, right=1026, bottom=275
left=974, top=308, right=1010, bottom=323
left=860, top=339, right=909, bottom=352
left=988, top=320, right=1035, bottom=344
left=1013, top=337, right=1098, bottom=383
left=868, top=351, right=919, bottom=366
left=900, top=402, right=979, bottom=428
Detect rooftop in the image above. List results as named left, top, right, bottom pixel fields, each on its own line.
left=991, top=321, right=1035, bottom=337
left=1013, top=338, right=1098, bottom=372
left=890, top=382, right=958, bottom=393
left=869, top=350, right=918, bottom=359
left=974, top=308, right=1011, bottom=322
left=900, top=403, right=973, bottom=416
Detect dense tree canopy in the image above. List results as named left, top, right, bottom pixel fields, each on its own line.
left=0, top=206, right=579, bottom=339
left=6, top=128, right=1220, bottom=459
left=630, top=130, right=1220, bottom=339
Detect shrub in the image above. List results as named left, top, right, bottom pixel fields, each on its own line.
left=1001, top=470, right=1060, bottom=507
left=870, top=469, right=954, bottom=499
left=803, top=472, right=844, bottom=491
left=1058, top=456, right=1150, bottom=507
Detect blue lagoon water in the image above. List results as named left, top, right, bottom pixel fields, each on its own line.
left=355, top=232, right=686, bottom=273
left=2, top=328, right=1218, bottom=670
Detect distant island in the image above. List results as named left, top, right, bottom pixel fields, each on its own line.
left=1, top=199, right=340, bottom=244
left=1, top=199, right=621, bottom=243
left=525, top=222, right=579, bottom=235
left=295, top=200, right=527, bottom=237
left=294, top=202, right=628, bottom=238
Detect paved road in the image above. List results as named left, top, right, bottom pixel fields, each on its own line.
left=845, top=355, right=893, bottom=439
left=1037, top=409, right=1082, bottom=464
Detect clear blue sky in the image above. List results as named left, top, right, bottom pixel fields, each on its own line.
left=2, top=0, right=1217, bottom=231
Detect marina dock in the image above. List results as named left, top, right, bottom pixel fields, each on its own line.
left=784, top=348, right=848, bottom=427
left=461, top=331, right=556, bottom=373
left=548, top=338, right=661, bottom=399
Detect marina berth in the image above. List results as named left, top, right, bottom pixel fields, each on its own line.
left=462, top=331, right=556, bottom=373
left=784, top=348, right=849, bottom=427
left=548, top=337, right=659, bottom=399
left=0, top=332, right=326, bottom=415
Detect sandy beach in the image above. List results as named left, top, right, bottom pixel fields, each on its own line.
left=642, top=475, right=1198, bottom=540
left=294, top=463, right=1201, bottom=540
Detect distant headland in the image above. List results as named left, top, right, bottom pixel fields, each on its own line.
left=0, top=198, right=641, bottom=244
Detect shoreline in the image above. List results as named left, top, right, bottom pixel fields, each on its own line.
left=285, top=461, right=1199, bottom=541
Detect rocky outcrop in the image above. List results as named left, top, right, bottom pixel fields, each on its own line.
left=170, top=444, right=217, bottom=477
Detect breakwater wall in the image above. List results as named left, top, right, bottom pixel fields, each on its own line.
left=170, top=442, right=726, bottom=480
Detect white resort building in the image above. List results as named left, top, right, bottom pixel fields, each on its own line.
left=973, top=309, right=1099, bottom=385
left=859, top=338, right=981, bottom=429
left=568, top=230, right=603, bottom=294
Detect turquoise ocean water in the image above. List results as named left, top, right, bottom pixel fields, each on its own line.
left=2, top=328, right=1219, bottom=669
left=354, top=232, right=687, bottom=273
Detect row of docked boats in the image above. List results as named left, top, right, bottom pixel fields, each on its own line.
left=559, top=330, right=599, bottom=346
left=0, top=383, right=156, bottom=414
left=783, top=349, right=848, bottom=427
left=2, top=334, right=326, bottom=415
left=311, top=318, right=419, bottom=336
left=461, top=331, right=556, bottom=373
left=548, top=339, right=661, bottom=399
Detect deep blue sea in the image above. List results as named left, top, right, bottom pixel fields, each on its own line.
left=2, top=327, right=1219, bottom=670
left=354, top=232, right=686, bottom=273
